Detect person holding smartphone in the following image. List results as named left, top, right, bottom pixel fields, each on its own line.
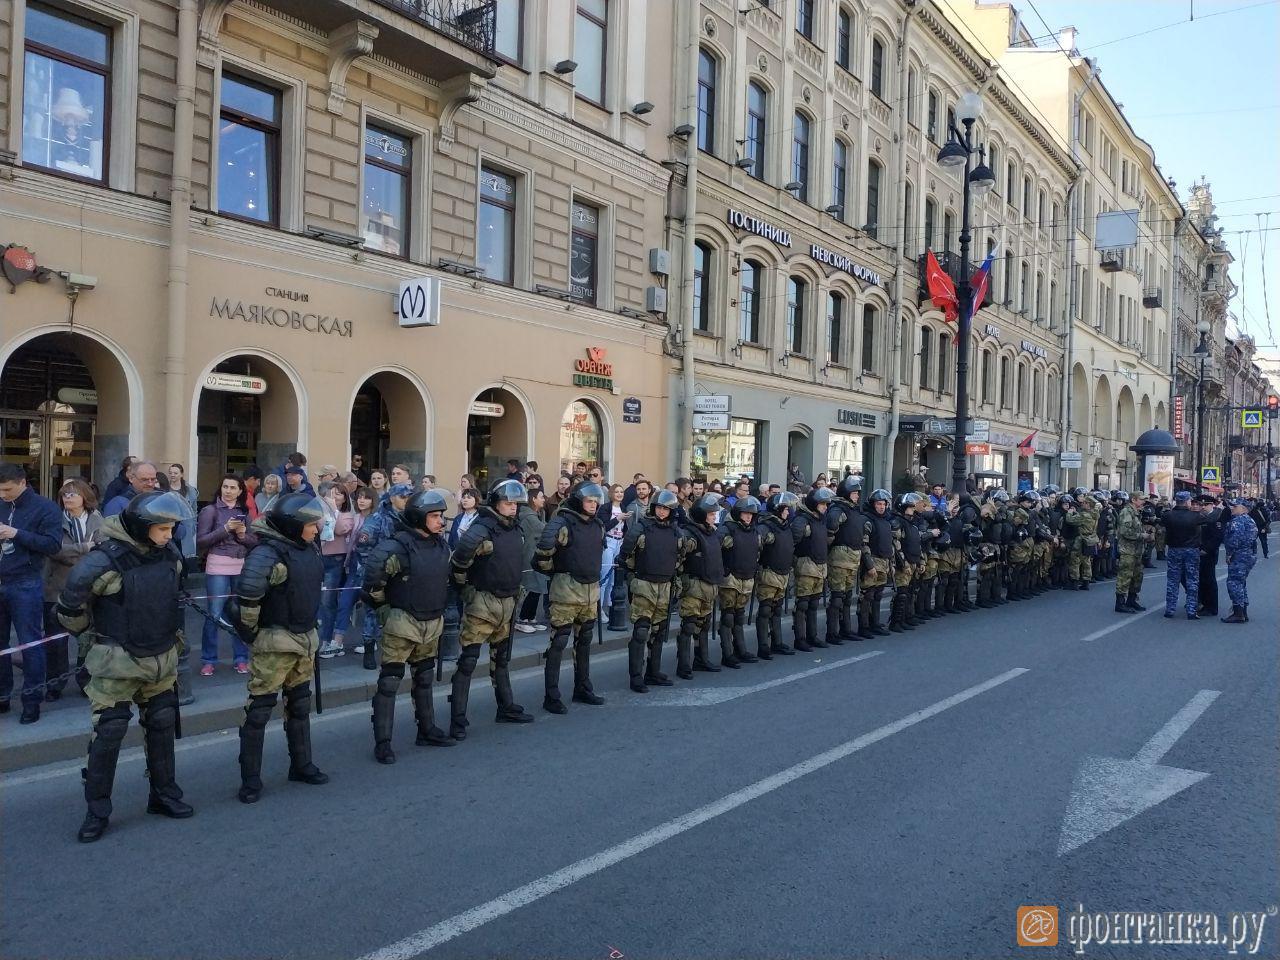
left=195, top=473, right=258, bottom=674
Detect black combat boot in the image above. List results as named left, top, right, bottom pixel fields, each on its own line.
left=754, top=601, right=774, bottom=659
left=79, top=701, right=131, bottom=841
left=372, top=664, right=401, bottom=764
left=629, top=620, right=651, bottom=692
left=825, top=593, right=845, bottom=645
left=854, top=593, right=873, bottom=640
left=1126, top=591, right=1146, bottom=612
left=732, top=607, right=759, bottom=661
left=412, top=660, right=456, bottom=746
left=771, top=603, right=795, bottom=653
left=719, top=609, right=742, bottom=667
left=490, top=641, right=533, bottom=723
left=676, top=619, right=697, bottom=679
left=868, top=588, right=890, bottom=637
left=887, top=592, right=905, bottom=633
left=646, top=617, right=674, bottom=685
left=1221, top=605, right=1245, bottom=623
left=449, top=646, right=479, bottom=739
left=238, top=693, right=276, bottom=804
left=362, top=638, right=378, bottom=671
left=792, top=597, right=814, bottom=650
left=1115, top=594, right=1135, bottom=614
left=543, top=626, right=571, bottom=714
left=284, top=684, right=329, bottom=786
left=692, top=619, right=721, bottom=671
left=572, top=627, right=605, bottom=705
left=141, top=690, right=194, bottom=819
left=806, top=596, right=828, bottom=647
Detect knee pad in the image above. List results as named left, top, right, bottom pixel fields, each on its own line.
left=244, top=692, right=278, bottom=727
left=409, top=659, right=434, bottom=681
left=93, top=702, right=133, bottom=744
left=141, top=688, right=178, bottom=732
left=794, top=596, right=810, bottom=614
left=456, top=649, right=480, bottom=678
left=284, top=683, right=312, bottom=717
left=376, top=664, right=404, bottom=698
left=490, top=641, right=511, bottom=669
left=549, top=626, right=572, bottom=652
left=757, top=600, right=774, bottom=619
left=574, top=622, right=595, bottom=647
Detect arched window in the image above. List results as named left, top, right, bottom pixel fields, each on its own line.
left=1033, top=367, right=1043, bottom=417
left=559, top=400, right=602, bottom=476
left=980, top=348, right=994, bottom=403
left=924, top=197, right=938, bottom=252
left=1000, top=355, right=1011, bottom=408
left=746, top=81, right=767, bottom=180
left=792, top=112, right=810, bottom=202
left=866, top=158, right=882, bottom=238
left=739, top=258, right=762, bottom=343
left=697, top=49, right=717, bottom=154
left=861, top=304, right=878, bottom=373
left=907, top=66, right=919, bottom=126
left=988, top=144, right=1000, bottom=194
left=870, top=37, right=885, bottom=98
left=918, top=325, right=931, bottom=389
left=831, top=138, right=848, bottom=220
left=796, top=0, right=815, bottom=39
left=899, top=317, right=912, bottom=381
left=927, top=89, right=940, bottom=142
left=902, top=181, right=914, bottom=257
left=693, top=240, right=711, bottom=332
left=1017, top=361, right=1027, bottom=411
left=786, top=276, right=807, bottom=354
left=937, top=330, right=950, bottom=393
left=836, top=7, right=853, bottom=70
left=1036, top=271, right=1046, bottom=321
left=945, top=210, right=957, bottom=252
left=1020, top=260, right=1030, bottom=311
left=827, top=292, right=845, bottom=364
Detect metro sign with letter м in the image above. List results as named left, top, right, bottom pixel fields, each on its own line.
left=397, top=276, right=441, bottom=327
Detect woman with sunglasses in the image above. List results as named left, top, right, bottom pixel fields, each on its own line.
left=43, top=479, right=104, bottom=699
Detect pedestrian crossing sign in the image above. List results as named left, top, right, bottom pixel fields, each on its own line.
left=1201, top=466, right=1220, bottom=483
left=1241, top=409, right=1262, bottom=428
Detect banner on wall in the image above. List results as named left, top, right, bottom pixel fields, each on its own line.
left=1145, top=454, right=1174, bottom=501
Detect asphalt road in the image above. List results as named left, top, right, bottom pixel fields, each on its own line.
left=3, top=558, right=1277, bottom=960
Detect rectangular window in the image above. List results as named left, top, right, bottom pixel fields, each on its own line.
left=362, top=125, right=411, bottom=256
left=569, top=200, right=600, bottom=304
left=1017, top=364, right=1026, bottom=410
left=22, top=2, right=111, bottom=183
left=870, top=39, right=884, bottom=98
left=218, top=73, right=281, bottom=225
left=981, top=351, right=993, bottom=403
left=836, top=9, right=852, bottom=70
left=494, top=0, right=523, bottom=63
left=1000, top=356, right=1010, bottom=407
left=746, top=82, right=767, bottom=180
left=796, top=0, right=814, bottom=40
left=740, top=260, right=761, bottom=343
left=861, top=305, right=876, bottom=373
left=697, top=49, right=716, bottom=154
left=574, top=0, right=607, bottom=104
left=902, top=182, right=914, bottom=257
left=786, top=277, right=806, bottom=354
left=866, top=161, right=881, bottom=238
left=924, top=200, right=936, bottom=253
left=827, top=293, right=843, bottom=364
left=918, top=328, right=931, bottom=389
left=791, top=113, right=810, bottom=202
left=944, top=211, right=955, bottom=252
left=988, top=145, right=999, bottom=194
left=478, top=166, right=517, bottom=283
left=1022, top=176, right=1031, bottom=219
left=693, top=242, right=710, bottom=332
left=907, top=68, right=918, bottom=127
left=831, top=139, right=847, bottom=220
left=927, top=90, right=939, bottom=143
left=937, top=332, right=950, bottom=393
left=1006, top=162, right=1016, bottom=205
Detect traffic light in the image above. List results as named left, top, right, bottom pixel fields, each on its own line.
left=1269, top=395, right=1279, bottom=419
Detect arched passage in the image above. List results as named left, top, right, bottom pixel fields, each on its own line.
left=1117, top=385, right=1137, bottom=444
left=1138, top=394, right=1154, bottom=435
left=1093, top=375, right=1114, bottom=441
left=1071, top=363, right=1090, bottom=437
left=349, top=368, right=431, bottom=477
left=787, top=426, right=814, bottom=486
left=0, top=330, right=138, bottom=495
left=191, top=352, right=304, bottom=497
left=1155, top=400, right=1168, bottom=431
left=466, top=385, right=532, bottom=490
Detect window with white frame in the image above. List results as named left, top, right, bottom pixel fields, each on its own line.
left=574, top=0, right=607, bottom=104
left=218, top=73, right=281, bottom=225
left=362, top=124, right=411, bottom=256
left=478, top=166, right=517, bottom=283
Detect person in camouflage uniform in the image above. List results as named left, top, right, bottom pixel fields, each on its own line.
left=1026, top=491, right=1054, bottom=594
left=790, top=487, right=835, bottom=650
left=718, top=496, right=763, bottom=666
left=1152, top=497, right=1168, bottom=561
left=859, top=489, right=895, bottom=636
left=974, top=491, right=1009, bottom=607
left=535, top=481, right=606, bottom=711
left=755, top=492, right=799, bottom=658
left=913, top=503, right=945, bottom=619
left=1220, top=498, right=1259, bottom=623
left=1093, top=492, right=1115, bottom=582
left=448, top=479, right=535, bottom=736
left=1006, top=492, right=1036, bottom=600
left=229, top=493, right=330, bottom=805
left=889, top=493, right=923, bottom=631
left=56, top=491, right=197, bottom=843
left=362, top=490, right=455, bottom=764
left=1112, top=490, right=1150, bottom=613
left=620, top=489, right=686, bottom=691
left=826, top=476, right=867, bottom=641
left=1063, top=489, right=1098, bottom=589
left=678, top=493, right=727, bottom=676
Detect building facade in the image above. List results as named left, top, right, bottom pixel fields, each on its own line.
left=1, top=0, right=676, bottom=499
left=662, top=0, right=1071, bottom=493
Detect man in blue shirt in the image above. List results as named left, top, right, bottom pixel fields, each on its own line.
left=0, top=462, right=63, bottom=722
left=928, top=482, right=950, bottom=518
left=1221, top=499, right=1259, bottom=623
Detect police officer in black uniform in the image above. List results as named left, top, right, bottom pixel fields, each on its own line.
left=791, top=486, right=836, bottom=651
left=755, top=492, right=799, bottom=658
left=620, top=489, right=683, bottom=692
left=859, top=489, right=895, bottom=637
left=945, top=493, right=981, bottom=611
left=449, top=479, right=534, bottom=737
left=230, top=492, right=330, bottom=805
left=679, top=493, right=726, bottom=676
left=57, top=491, right=196, bottom=842
left=889, top=492, right=924, bottom=631
left=535, top=481, right=607, bottom=712
left=826, top=476, right=866, bottom=642
left=362, top=490, right=454, bottom=764
left=718, top=496, right=763, bottom=667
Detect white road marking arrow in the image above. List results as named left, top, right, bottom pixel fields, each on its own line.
left=636, top=650, right=885, bottom=706
left=1057, top=689, right=1220, bottom=856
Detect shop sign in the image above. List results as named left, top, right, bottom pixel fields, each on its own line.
left=1173, top=396, right=1185, bottom=441
left=57, top=387, right=98, bottom=405
left=469, top=401, right=505, bottom=417
left=1020, top=339, right=1047, bottom=359
left=2, top=244, right=52, bottom=292
left=204, top=373, right=267, bottom=395
left=210, top=297, right=353, bottom=338
left=693, top=395, right=731, bottom=413
left=809, top=244, right=882, bottom=287
left=965, top=442, right=990, bottom=456
left=1060, top=451, right=1083, bottom=468
left=983, top=323, right=1001, bottom=340
left=397, top=276, right=441, bottom=327
left=623, top=397, right=642, bottom=424
left=898, top=415, right=955, bottom=435
left=836, top=408, right=879, bottom=431
left=693, top=412, right=730, bottom=431
left=726, top=209, right=792, bottom=248
left=573, top=346, right=614, bottom=389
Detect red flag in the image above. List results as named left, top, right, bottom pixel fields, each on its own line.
left=1017, top=430, right=1037, bottom=457
left=970, top=245, right=997, bottom=319
left=924, top=249, right=958, bottom=324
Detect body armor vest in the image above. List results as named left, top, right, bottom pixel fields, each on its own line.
left=791, top=509, right=829, bottom=564
left=258, top=540, right=324, bottom=633
left=863, top=510, right=894, bottom=558
left=633, top=518, right=679, bottom=582
left=385, top=530, right=449, bottom=620
left=552, top=512, right=605, bottom=583
left=467, top=515, right=524, bottom=598
left=721, top=522, right=761, bottom=579
left=759, top=515, right=795, bottom=573
left=682, top=523, right=725, bottom=584
left=92, top=540, right=182, bottom=657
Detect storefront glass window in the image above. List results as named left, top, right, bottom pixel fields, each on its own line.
left=22, top=3, right=111, bottom=183
left=697, top=418, right=762, bottom=484
left=569, top=201, right=600, bottom=304
left=559, top=400, right=601, bottom=475
left=827, top=431, right=864, bottom=480
left=362, top=125, right=411, bottom=256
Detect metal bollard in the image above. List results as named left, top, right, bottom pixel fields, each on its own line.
left=607, top=563, right=628, bottom=631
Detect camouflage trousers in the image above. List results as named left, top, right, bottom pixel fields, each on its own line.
left=1225, top=550, right=1257, bottom=607
left=1035, top=542, right=1053, bottom=579
left=718, top=574, right=754, bottom=611
left=1164, top=546, right=1200, bottom=615
left=548, top=572, right=600, bottom=628
left=381, top=609, right=443, bottom=663
left=828, top=546, right=861, bottom=592
left=861, top=556, right=890, bottom=590
left=629, top=577, right=672, bottom=623
left=459, top=591, right=517, bottom=647
left=1067, top=543, right=1092, bottom=582
left=679, top=576, right=717, bottom=620
left=246, top=626, right=319, bottom=696
left=793, top=556, right=827, bottom=599
left=84, top=642, right=178, bottom=712
left=1115, top=549, right=1144, bottom=594
left=754, top=567, right=789, bottom=603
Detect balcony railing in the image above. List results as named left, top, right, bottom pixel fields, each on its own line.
left=370, top=0, right=496, bottom=55
left=1142, top=286, right=1162, bottom=309
left=1099, top=251, right=1121, bottom=273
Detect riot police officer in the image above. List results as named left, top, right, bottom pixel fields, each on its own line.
left=449, top=479, right=535, bottom=736
left=946, top=493, right=981, bottom=611
left=755, top=493, right=799, bottom=658
left=362, top=490, right=454, bottom=763
left=619, top=489, right=683, bottom=691
left=859, top=489, right=895, bottom=637
left=535, top=481, right=606, bottom=711
left=230, top=492, right=330, bottom=805
left=889, top=493, right=923, bottom=631
left=1007, top=492, right=1036, bottom=600
left=679, top=493, right=726, bottom=676
left=718, top=496, right=762, bottom=667
left=826, top=476, right=867, bottom=641
left=791, top=486, right=836, bottom=651
left=57, top=490, right=196, bottom=842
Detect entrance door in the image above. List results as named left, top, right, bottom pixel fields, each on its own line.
left=0, top=412, right=95, bottom=497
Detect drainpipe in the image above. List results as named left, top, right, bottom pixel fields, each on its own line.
left=880, top=3, right=920, bottom=488
left=1167, top=216, right=1185, bottom=430
left=1060, top=59, right=1099, bottom=484
left=677, top=0, right=699, bottom=477
left=164, top=0, right=198, bottom=463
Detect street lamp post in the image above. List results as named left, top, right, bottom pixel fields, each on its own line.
left=938, top=92, right=996, bottom=496
left=1192, top=318, right=1211, bottom=495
